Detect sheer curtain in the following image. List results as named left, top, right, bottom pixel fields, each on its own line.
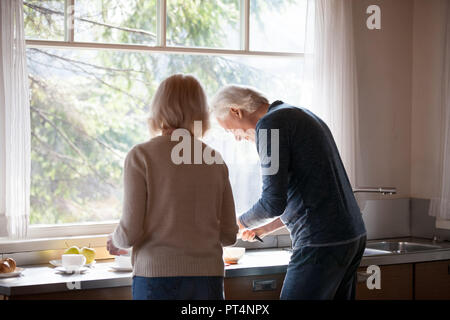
left=429, top=3, right=450, bottom=220
left=0, top=0, right=31, bottom=238
left=312, top=0, right=359, bottom=186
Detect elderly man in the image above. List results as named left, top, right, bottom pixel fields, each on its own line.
left=211, top=85, right=367, bottom=300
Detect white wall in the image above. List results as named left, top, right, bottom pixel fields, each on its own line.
left=352, top=0, right=413, bottom=198
left=411, top=0, right=447, bottom=199
left=352, top=0, right=450, bottom=233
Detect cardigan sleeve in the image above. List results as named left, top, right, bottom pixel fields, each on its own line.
left=219, top=164, right=239, bottom=246
left=112, top=147, right=147, bottom=249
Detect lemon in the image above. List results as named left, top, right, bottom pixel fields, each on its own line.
left=80, top=247, right=96, bottom=264
left=64, top=246, right=80, bottom=255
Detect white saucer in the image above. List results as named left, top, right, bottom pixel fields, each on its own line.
left=55, top=266, right=89, bottom=274
left=50, top=259, right=96, bottom=268
left=109, top=265, right=132, bottom=272
left=0, top=267, right=25, bottom=279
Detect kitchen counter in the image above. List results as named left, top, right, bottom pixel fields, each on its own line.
left=1, top=237, right=450, bottom=297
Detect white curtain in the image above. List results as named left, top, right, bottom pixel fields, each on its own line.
left=312, top=0, right=359, bottom=186
left=0, top=0, right=31, bottom=238
left=429, top=3, right=450, bottom=220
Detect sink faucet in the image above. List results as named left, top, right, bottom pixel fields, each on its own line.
left=432, top=235, right=442, bottom=244
left=352, top=187, right=397, bottom=195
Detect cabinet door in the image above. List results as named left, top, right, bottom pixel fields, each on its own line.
left=7, top=287, right=132, bottom=300
left=356, top=264, right=413, bottom=300
left=415, top=260, right=450, bottom=300
left=224, top=274, right=285, bottom=300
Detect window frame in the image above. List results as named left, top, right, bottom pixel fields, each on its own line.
left=22, top=0, right=301, bottom=239
left=26, top=0, right=305, bottom=57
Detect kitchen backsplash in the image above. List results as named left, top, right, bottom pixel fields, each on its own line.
left=410, top=198, right=450, bottom=241
left=359, top=198, right=410, bottom=239
left=273, top=197, right=450, bottom=248
left=359, top=198, right=450, bottom=241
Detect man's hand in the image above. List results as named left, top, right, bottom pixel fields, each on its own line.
left=241, top=227, right=265, bottom=242
left=237, top=217, right=265, bottom=242
left=237, top=217, right=285, bottom=242
left=107, top=234, right=129, bottom=256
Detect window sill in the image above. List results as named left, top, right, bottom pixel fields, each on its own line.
left=0, top=221, right=118, bottom=254
left=0, top=233, right=292, bottom=267
left=0, top=233, right=114, bottom=266
left=436, top=218, right=450, bottom=230
left=0, top=223, right=290, bottom=253
left=0, top=233, right=110, bottom=255
left=0, top=223, right=291, bottom=266
left=26, top=221, right=118, bottom=239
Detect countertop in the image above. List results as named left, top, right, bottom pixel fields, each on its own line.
left=1, top=237, right=450, bottom=297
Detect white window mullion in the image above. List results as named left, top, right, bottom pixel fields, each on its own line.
left=64, top=0, right=75, bottom=42
left=157, top=0, right=167, bottom=47
left=240, top=0, right=250, bottom=51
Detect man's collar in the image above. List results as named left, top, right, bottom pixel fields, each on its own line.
left=268, top=100, right=284, bottom=111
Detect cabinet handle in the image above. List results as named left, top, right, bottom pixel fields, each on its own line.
left=253, top=279, right=277, bottom=291
left=448, top=264, right=450, bottom=275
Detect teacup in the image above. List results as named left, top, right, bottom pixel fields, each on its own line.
left=115, top=255, right=132, bottom=268
left=62, top=254, right=86, bottom=272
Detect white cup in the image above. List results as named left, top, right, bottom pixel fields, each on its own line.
left=115, top=255, right=132, bottom=268
left=62, top=254, right=86, bottom=272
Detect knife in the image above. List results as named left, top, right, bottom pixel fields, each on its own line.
left=254, top=235, right=264, bottom=243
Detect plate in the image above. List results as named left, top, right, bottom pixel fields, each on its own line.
left=109, top=265, right=132, bottom=272
left=55, top=266, right=89, bottom=274
left=50, top=259, right=96, bottom=268
left=0, top=267, right=25, bottom=279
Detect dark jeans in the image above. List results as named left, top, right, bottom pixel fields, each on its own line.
left=132, top=276, right=225, bottom=300
left=280, top=235, right=366, bottom=300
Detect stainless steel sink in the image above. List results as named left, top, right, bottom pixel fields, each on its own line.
left=365, top=241, right=442, bottom=254
left=363, top=248, right=392, bottom=256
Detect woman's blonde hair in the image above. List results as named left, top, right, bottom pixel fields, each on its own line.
left=148, top=74, right=210, bottom=137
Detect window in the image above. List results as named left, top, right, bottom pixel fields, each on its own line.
left=74, top=0, right=158, bottom=44
left=250, top=0, right=309, bottom=52
left=23, top=0, right=310, bottom=231
left=24, top=0, right=66, bottom=41
left=167, top=0, right=240, bottom=49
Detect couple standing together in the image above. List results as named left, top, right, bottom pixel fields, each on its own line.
left=106, top=74, right=367, bottom=300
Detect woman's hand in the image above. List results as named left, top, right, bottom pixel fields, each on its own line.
left=236, top=218, right=246, bottom=238
left=107, top=234, right=129, bottom=256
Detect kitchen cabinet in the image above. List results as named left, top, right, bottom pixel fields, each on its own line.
left=224, top=273, right=285, bottom=300
left=356, top=264, right=413, bottom=300
left=415, top=259, right=450, bottom=300
left=3, top=276, right=286, bottom=300
left=2, top=287, right=132, bottom=300
left=1, top=252, right=448, bottom=300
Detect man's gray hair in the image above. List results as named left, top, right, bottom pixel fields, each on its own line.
left=210, top=85, right=269, bottom=119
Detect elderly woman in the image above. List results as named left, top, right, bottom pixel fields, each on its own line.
left=107, top=74, right=239, bottom=300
